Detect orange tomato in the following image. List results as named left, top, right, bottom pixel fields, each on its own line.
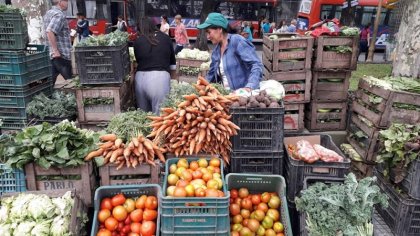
left=98, top=209, right=111, bottom=223
left=100, top=198, right=113, bottom=210
left=209, top=157, right=221, bottom=167
left=112, top=205, right=128, bottom=221
left=257, top=202, right=269, bottom=213
left=173, top=187, right=187, bottom=197
left=238, top=188, right=249, bottom=198
left=205, top=188, right=219, bottom=197
left=130, top=209, right=143, bottom=222
left=97, top=228, right=112, bottom=236
left=145, top=196, right=158, bottom=210
left=104, top=217, right=118, bottom=231
left=143, top=209, right=158, bottom=221
left=140, top=221, right=156, bottom=236
left=135, top=195, right=147, bottom=209
left=111, top=194, right=126, bottom=207
left=189, top=161, right=199, bottom=170
left=130, top=222, right=142, bottom=234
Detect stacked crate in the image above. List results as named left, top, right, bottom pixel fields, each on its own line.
left=74, top=43, right=132, bottom=130
left=0, top=12, right=52, bottom=132
left=347, top=77, right=420, bottom=177
left=262, top=33, right=314, bottom=132
left=305, top=36, right=359, bottom=131
left=176, top=57, right=208, bottom=82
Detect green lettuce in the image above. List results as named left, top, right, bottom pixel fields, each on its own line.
left=28, top=195, right=56, bottom=219
left=14, top=221, right=36, bottom=236
left=31, top=220, right=52, bottom=236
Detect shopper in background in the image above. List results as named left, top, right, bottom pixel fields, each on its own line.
left=359, top=23, right=371, bottom=61
left=76, top=12, right=90, bottom=41
left=133, top=17, right=176, bottom=114
left=262, top=18, right=270, bottom=34
left=276, top=19, right=288, bottom=33
left=174, top=14, right=190, bottom=55
left=241, top=21, right=253, bottom=42
left=43, top=0, right=72, bottom=85
left=197, top=13, right=263, bottom=91
left=269, top=22, right=276, bottom=33
left=160, top=15, right=170, bottom=35
left=114, top=16, right=127, bottom=31
left=287, top=19, right=297, bottom=33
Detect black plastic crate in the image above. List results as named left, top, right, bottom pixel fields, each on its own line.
left=0, top=12, right=28, bottom=50
left=374, top=170, right=420, bottom=236
left=284, top=134, right=351, bottom=200
left=230, top=151, right=283, bottom=175
left=377, top=159, right=420, bottom=200
left=231, top=106, right=284, bottom=152
left=75, top=43, right=130, bottom=85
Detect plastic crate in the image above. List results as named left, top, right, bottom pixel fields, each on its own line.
left=374, top=170, right=420, bottom=236
left=0, top=12, right=28, bottom=50
left=284, top=134, right=351, bottom=200
left=0, top=45, right=51, bottom=84
left=0, top=163, right=26, bottom=194
left=75, top=43, right=130, bottom=85
left=226, top=173, right=293, bottom=236
left=91, top=185, right=161, bottom=236
left=0, top=119, right=27, bottom=132
left=230, top=151, right=284, bottom=175
left=0, top=78, right=52, bottom=108
left=231, top=107, right=284, bottom=152
left=160, top=157, right=229, bottom=235
left=377, top=159, right=420, bottom=200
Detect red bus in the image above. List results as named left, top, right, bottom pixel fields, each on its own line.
left=297, top=0, right=393, bottom=48
left=146, top=0, right=280, bottom=40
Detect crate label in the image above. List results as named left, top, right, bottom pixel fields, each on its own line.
left=323, top=52, right=351, bottom=60
left=324, top=37, right=353, bottom=45
left=40, top=180, right=75, bottom=190
left=311, top=167, right=330, bottom=174
left=283, top=83, right=305, bottom=91
left=284, top=115, right=298, bottom=129
left=181, top=218, right=207, bottom=223
left=83, top=90, right=114, bottom=98
left=112, top=179, right=148, bottom=185
left=85, top=104, right=114, bottom=112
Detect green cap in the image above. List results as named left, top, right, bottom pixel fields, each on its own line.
left=197, top=13, right=228, bottom=30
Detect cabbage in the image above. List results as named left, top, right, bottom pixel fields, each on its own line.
left=14, top=221, right=36, bottom=236
left=10, top=194, right=35, bottom=219
left=260, top=80, right=285, bottom=101
left=177, top=48, right=210, bottom=61
left=0, top=205, right=10, bottom=223
left=50, top=216, right=71, bottom=236
left=31, top=220, right=52, bottom=236
left=0, top=223, right=12, bottom=236
left=53, top=191, right=73, bottom=216
left=200, top=61, right=211, bottom=71
left=28, top=194, right=56, bottom=219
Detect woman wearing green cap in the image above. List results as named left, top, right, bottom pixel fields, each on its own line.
left=197, top=12, right=263, bottom=91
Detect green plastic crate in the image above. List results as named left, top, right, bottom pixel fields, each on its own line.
left=0, top=119, right=27, bottom=132
left=0, top=12, right=28, bottom=50
left=0, top=78, right=52, bottom=108
left=226, top=173, right=293, bottom=236
left=91, top=184, right=161, bottom=236
left=160, top=157, right=230, bottom=235
left=0, top=163, right=26, bottom=194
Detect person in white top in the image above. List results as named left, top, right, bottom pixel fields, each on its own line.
left=160, top=15, right=170, bottom=35
left=114, top=15, right=127, bottom=31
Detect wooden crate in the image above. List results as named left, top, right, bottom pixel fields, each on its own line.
left=284, top=103, right=304, bottom=132
left=305, top=101, right=347, bottom=131
left=25, top=162, right=96, bottom=206
left=351, top=161, right=374, bottom=178
left=262, top=33, right=313, bottom=72
left=75, top=81, right=132, bottom=122
left=311, top=70, right=351, bottom=102
left=2, top=190, right=87, bottom=235
left=78, top=121, right=108, bottom=131
left=346, top=114, right=381, bottom=162
left=313, top=36, right=359, bottom=70
left=99, top=162, right=160, bottom=186
left=263, top=68, right=311, bottom=103
left=353, top=78, right=420, bottom=128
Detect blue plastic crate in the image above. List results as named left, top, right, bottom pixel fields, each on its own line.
left=0, top=78, right=52, bottom=108
left=0, top=163, right=26, bottom=194
left=160, top=157, right=230, bottom=235
left=0, top=12, right=28, bottom=50
left=91, top=184, right=161, bottom=236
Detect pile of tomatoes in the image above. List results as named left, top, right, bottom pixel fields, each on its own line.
left=96, top=193, right=158, bottom=236
left=166, top=158, right=225, bottom=198
left=229, top=188, right=285, bottom=236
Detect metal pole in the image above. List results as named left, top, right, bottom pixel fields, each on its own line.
left=366, top=0, right=383, bottom=62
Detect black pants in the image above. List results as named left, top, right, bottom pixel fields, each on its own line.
left=359, top=40, right=368, bottom=61
left=174, top=45, right=184, bottom=55
left=51, top=57, right=72, bottom=85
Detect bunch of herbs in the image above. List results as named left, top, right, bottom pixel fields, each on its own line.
left=26, top=92, right=77, bottom=120
left=106, top=109, right=153, bottom=142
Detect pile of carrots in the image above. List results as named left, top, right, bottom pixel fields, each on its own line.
left=147, top=77, right=239, bottom=163
left=85, top=134, right=165, bottom=169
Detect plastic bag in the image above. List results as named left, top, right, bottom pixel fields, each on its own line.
left=260, top=80, right=285, bottom=101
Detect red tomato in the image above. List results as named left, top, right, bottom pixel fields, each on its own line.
left=104, top=217, right=119, bottom=231
left=261, top=192, right=271, bottom=203
left=230, top=189, right=239, bottom=199
left=97, top=228, right=112, bottom=236
left=124, top=216, right=131, bottom=225
left=101, top=198, right=113, bottom=210
left=145, top=196, right=158, bottom=210
left=229, top=203, right=241, bottom=216
left=251, top=194, right=261, bottom=205
left=143, top=209, right=158, bottom=221
left=241, top=198, right=253, bottom=210
left=135, top=195, right=147, bottom=209
left=131, top=222, right=142, bottom=234
left=130, top=209, right=143, bottom=223
left=111, top=194, right=126, bottom=207
left=122, top=225, right=131, bottom=234
left=141, top=221, right=156, bottom=236
left=128, top=233, right=140, bottom=236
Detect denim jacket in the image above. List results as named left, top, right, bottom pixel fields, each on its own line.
left=206, top=34, right=263, bottom=90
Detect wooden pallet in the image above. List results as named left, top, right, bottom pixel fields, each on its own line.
left=346, top=114, right=381, bottom=162
left=284, top=103, right=305, bottom=132
left=99, top=162, right=160, bottom=186
left=305, top=101, right=348, bottom=131
left=1, top=190, right=87, bottom=235
left=311, top=70, right=351, bottom=102
left=262, top=33, right=313, bottom=72
left=313, top=36, right=359, bottom=70
left=353, top=78, right=420, bottom=128
left=75, top=81, right=132, bottom=122
left=25, top=162, right=96, bottom=206
left=263, top=68, right=311, bottom=103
